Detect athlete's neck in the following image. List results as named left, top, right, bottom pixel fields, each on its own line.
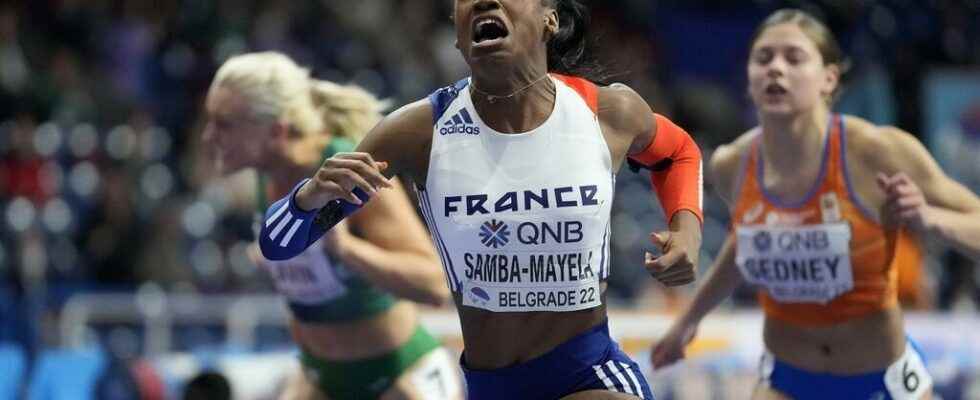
left=758, top=107, right=830, bottom=172
left=268, top=135, right=328, bottom=197
left=470, top=66, right=556, bottom=134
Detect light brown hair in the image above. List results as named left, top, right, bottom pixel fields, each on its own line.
left=751, top=9, right=851, bottom=101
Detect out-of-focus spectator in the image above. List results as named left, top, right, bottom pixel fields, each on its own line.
left=181, top=371, right=231, bottom=400
left=0, top=3, right=975, bottom=400
left=0, top=0, right=976, bottom=324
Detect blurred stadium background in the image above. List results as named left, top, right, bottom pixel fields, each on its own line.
left=1, top=1, right=979, bottom=399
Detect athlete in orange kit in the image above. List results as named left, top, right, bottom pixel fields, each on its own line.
left=652, top=9, right=980, bottom=400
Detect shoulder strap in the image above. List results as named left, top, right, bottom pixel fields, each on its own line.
left=823, top=114, right=846, bottom=191
left=736, top=134, right=762, bottom=202
left=428, top=78, right=470, bottom=124
left=551, top=73, right=598, bottom=114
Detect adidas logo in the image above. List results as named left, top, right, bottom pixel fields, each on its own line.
left=439, top=109, right=481, bottom=135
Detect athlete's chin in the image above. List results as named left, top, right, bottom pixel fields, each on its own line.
left=757, top=104, right=799, bottom=118
left=466, top=48, right=515, bottom=68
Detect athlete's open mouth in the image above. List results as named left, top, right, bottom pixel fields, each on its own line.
left=765, top=83, right=787, bottom=95
left=472, top=16, right=509, bottom=44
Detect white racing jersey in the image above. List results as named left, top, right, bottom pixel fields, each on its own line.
left=418, top=76, right=614, bottom=312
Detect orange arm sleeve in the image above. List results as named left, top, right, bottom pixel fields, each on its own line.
left=627, top=114, right=704, bottom=225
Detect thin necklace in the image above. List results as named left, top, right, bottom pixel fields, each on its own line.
left=470, top=74, right=551, bottom=104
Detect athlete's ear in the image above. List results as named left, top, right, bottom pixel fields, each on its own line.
left=821, top=63, right=841, bottom=100
left=544, top=9, right=559, bottom=38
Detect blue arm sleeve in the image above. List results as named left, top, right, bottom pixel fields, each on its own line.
left=258, top=179, right=370, bottom=261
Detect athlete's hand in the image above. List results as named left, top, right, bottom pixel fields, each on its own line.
left=651, top=321, right=698, bottom=369
left=645, top=218, right=699, bottom=287
left=295, top=152, right=394, bottom=211
left=877, top=172, right=934, bottom=231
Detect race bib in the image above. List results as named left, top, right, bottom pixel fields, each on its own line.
left=460, top=247, right=603, bottom=312
left=408, top=348, right=464, bottom=400
left=883, top=342, right=932, bottom=399
left=262, top=239, right=348, bottom=304
left=735, top=223, right=853, bottom=304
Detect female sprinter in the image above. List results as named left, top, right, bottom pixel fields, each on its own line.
left=203, top=52, right=463, bottom=400
left=652, top=9, right=980, bottom=400
left=257, top=1, right=704, bottom=399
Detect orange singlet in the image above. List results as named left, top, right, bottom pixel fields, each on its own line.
left=731, top=115, right=922, bottom=326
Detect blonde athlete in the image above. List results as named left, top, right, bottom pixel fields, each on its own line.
left=203, top=52, right=463, bottom=400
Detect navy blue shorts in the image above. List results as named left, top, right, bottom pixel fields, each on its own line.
left=461, top=321, right=653, bottom=400
left=761, top=338, right=932, bottom=400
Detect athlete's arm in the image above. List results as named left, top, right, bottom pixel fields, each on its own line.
left=627, top=113, right=704, bottom=226
left=651, top=234, right=740, bottom=369
left=651, top=141, right=747, bottom=368
left=872, top=127, right=980, bottom=260
left=296, top=99, right=433, bottom=210
left=259, top=100, right=432, bottom=261
left=333, top=178, right=450, bottom=306
left=598, top=84, right=703, bottom=287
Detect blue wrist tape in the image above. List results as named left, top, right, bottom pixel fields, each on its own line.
left=258, top=179, right=369, bottom=261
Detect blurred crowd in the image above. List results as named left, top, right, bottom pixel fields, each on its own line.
left=1, top=0, right=980, bottom=350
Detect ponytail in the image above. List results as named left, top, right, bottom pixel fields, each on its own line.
left=211, top=51, right=388, bottom=144
left=309, top=80, right=390, bottom=143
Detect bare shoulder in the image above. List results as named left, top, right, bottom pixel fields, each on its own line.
left=357, top=99, right=433, bottom=181
left=596, top=83, right=653, bottom=135
left=840, top=115, right=885, bottom=156
left=710, top=128, right=758, bottom=204
left=597, top=82, right=646, bottom=109
left=841, top=115, right=930, bottom=174
left=362, top=99, right=433, bottom=144
left=596, top=83, right=655, bottom=161
left=711, top=129, right=757, bottom=171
